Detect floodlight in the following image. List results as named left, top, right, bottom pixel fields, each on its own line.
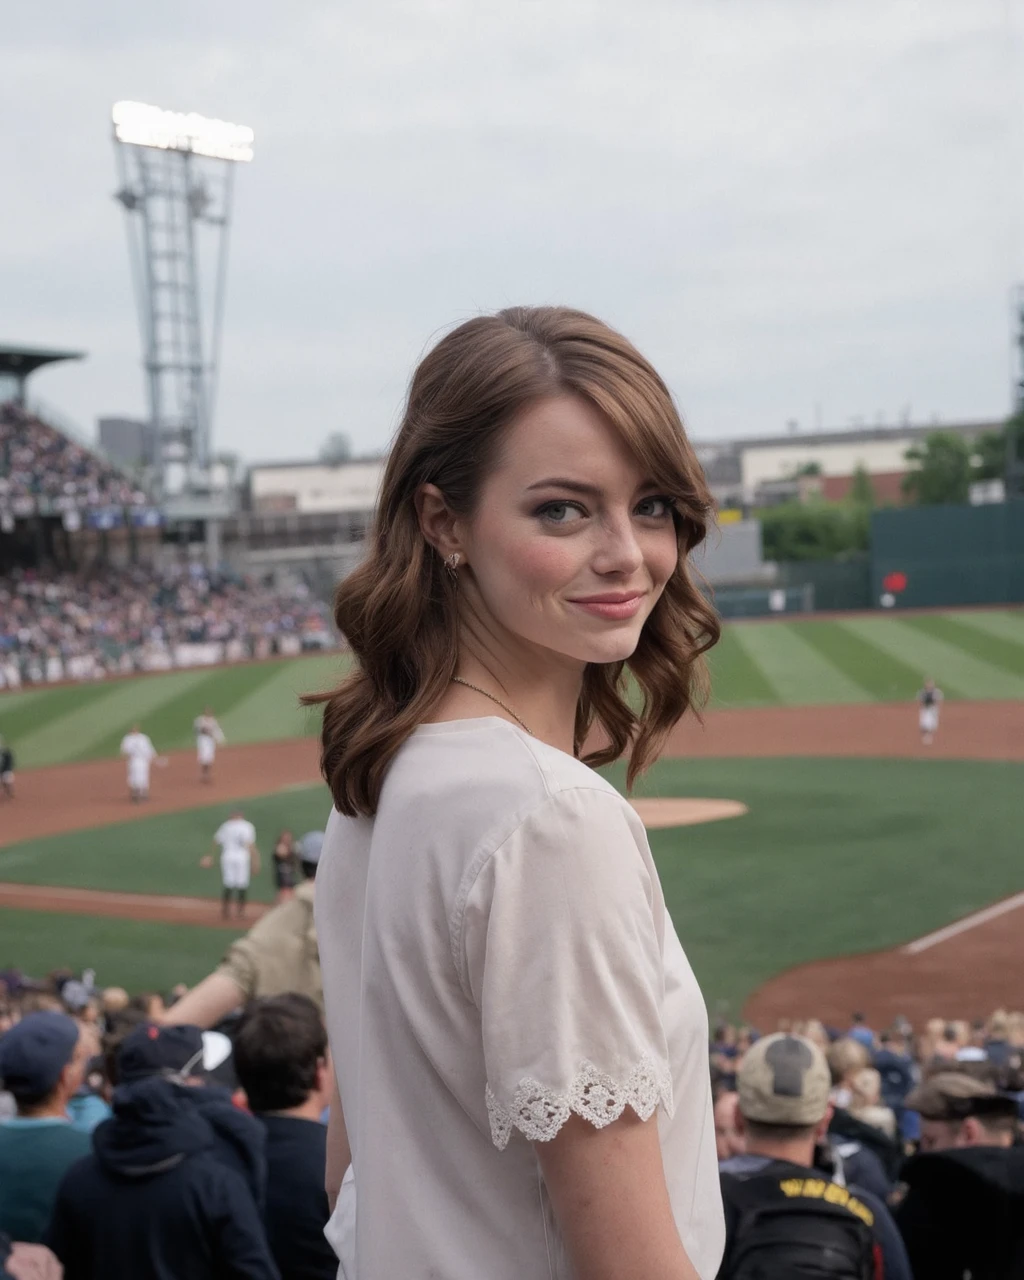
left=112, top=101, right=254, bottom=163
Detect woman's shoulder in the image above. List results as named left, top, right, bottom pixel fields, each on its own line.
left=387, top=716, right=625, bottom=821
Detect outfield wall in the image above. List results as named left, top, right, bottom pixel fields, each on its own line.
left=871, top=502, right=1024, bottom=608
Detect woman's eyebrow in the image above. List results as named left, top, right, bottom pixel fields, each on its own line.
left=524, top=477, right=602, bottom=496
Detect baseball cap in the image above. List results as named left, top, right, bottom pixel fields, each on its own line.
left=0, top=1011, right=80, bottom=1102
left=297, top=830, right=325, bottom=866
left=118, top=1023, right=207, bottom=1084
left=737, top=1032, right=831, bottom=1126
left=905, top=1071, right=1016, bottom=1121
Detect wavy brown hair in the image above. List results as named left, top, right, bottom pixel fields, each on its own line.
left=306, top=306, right=720, bottom=816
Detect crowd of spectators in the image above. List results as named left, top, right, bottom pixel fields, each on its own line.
left=0, top=563, right=335, bottom=687
left=2, top=946, right=1022, bottom=1279
left=0, top=405, right=147, bottom=513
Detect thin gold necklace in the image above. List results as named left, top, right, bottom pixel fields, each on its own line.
left=451, top=676, right=532, bottom=736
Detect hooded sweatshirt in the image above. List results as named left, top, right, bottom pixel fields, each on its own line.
left=47, top=1076, right=280, bottom=1280
left=895, top=1145, right=1024, bottom=1280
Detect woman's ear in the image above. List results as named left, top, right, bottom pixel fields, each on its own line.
left=415, top=483, right=464, bottom=560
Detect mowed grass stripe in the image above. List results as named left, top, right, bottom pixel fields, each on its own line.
left=842, top=618, right=1024, bottom=699
left=945, top=609, right=1024, bottom=645
left=729, top=622, right=872, bottom=705
left=900, top=615, right=1024, bottom=680
left=0, top=907, right=243, bottom=991
left=799, top=620, right=924, bottom=701
left=219, top=654, right=339, bottom=745
left=84, top=661, right=288, bottom=761
left=707, top=627, right=779, bottom=707
left=15, top=669, right=214, bottom=769
left=0, top=682, right=117, bottom=747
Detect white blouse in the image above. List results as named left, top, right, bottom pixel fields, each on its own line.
left=316, top=717, right=725, bottom=1280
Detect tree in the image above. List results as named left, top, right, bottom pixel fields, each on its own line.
left=758, top=501, right=870, bottom=562
left=972, top=412, right=1024, bottom=487
left=901, top=431, right=971, bottom=506
left=319, top=432, right=352, bottom=465
left=848, top=463, right=875, bottom=508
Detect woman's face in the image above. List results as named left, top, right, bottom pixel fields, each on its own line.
left=459, top=395, right=680, bottom=668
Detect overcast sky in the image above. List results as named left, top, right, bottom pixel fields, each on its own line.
left=2, top=1, right=1022, bottom=462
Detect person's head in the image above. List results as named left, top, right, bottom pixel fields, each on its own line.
left=735, top=1033, right=833, bottom=1164
left=129, top=991, right=166, bottom=1021
left=310, top=307, right=719, bottom=816
left=986, top=1010, right=1009, bottom=1042
left=907, top=1071, right=1019, bottom=1151
left=0, top=1011, right=92, bottom=1116
left=851, top=1011, right=866, bottom=1026
left=101, top=986, right=130, bottom=1016
left=924, top=676, right=934, bottom=690
left=117, top=1022, right=209, bottom=1087
left=232, top=993, right=330, bottom=1115
left=849, top=1066, right=882, bottom=1110
left=827, top=1036, right=870, bottom=1087
left=713, top=1089, right=744, bottom=1160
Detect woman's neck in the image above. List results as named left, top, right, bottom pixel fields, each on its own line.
left=451, top=643, right=584, bottom=757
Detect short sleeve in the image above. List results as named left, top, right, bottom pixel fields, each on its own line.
left=460, top=786, right=674, bottom=1149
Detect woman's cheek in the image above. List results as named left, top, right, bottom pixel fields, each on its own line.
left=506, top=535, right=580, bottom=594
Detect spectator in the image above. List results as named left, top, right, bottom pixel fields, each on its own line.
left=718, top=1033, right=911, bottom=1280
left=47, top=1023, right=278, bottom=1280
left=713, top=1088, right=744, bottom=1162
left=0, top=1014, right=93, bottom=1242
left=985, top=1010, right=1014, bottom=1068
left=233, top=996, right=336, bottom=1280
left=874, top=1028, right=915, bottom=1111
left=847, top=1066, right=897, bottom=1140
left=848, top=1011, right=876, bottom=1050
left=165, top=837, right=323, bottom=1029
left=828, top=1036, right=871, bottom=1109
left=271, top=831, right=298, bottom=904
left=894, top=1072, right=1024, bottom=1280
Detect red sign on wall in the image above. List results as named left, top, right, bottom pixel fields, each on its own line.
left=882, top=571, right=908, bottom=594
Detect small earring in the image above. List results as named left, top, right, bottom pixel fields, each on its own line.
left=445, top=552, right=461, bottom=579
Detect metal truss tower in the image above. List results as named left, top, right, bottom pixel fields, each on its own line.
left=1010, top=285, right=1024, bottom=500
left=112, top=101, right=254, bottom=493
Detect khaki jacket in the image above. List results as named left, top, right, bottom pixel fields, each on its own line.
left=217, top=879, right=322, bottom=1011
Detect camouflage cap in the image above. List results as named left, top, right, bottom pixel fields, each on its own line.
left=737, top=1033, right=832, bottom=1126
left=905, top=1071, right=1009, bottom=1121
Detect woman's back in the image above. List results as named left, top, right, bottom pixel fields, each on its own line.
left=316, top=717, right=723, bottom=1279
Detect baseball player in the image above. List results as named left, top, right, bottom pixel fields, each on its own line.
left=119, top=724, right=162, bottom=802
left=201, top=808, right=260, bottom=920
left=193, top=707, right=226, bottom=784
left=917, top=676, right=944, bottom=746
left=0, top=736, right=14, bottom=799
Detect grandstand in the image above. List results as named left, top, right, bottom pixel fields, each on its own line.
left=0, top=347, right=335, bottom=687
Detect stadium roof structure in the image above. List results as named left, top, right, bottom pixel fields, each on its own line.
left=0, top=344, right=85, bottom=402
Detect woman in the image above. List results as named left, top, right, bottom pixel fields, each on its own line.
left=311, top=307, right=725, bottom=1279
left=271, top=829, right=298, bottom=903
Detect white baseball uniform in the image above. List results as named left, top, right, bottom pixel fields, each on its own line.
left=120, top=732, right=157, bottom=793
left=917, top=685, right=943, bottom=735
left=215, top=817, right=256, bottom=890
left=194, top=715, right=225, bottom=767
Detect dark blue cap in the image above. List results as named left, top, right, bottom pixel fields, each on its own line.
left=118, top=1023, right=206, bottom=1084
left=0, top=1011, right=80, bottom=1102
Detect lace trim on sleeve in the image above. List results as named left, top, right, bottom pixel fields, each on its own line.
left=485, top=1054, right=674, bottom=1150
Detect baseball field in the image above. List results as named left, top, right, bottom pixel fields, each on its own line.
left=1, top=606, right=1021, bottom=1026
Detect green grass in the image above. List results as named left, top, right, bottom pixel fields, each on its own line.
left=621, top=756, right=1024, bottom=1016
left=1, top=608, right=1022, bottom=769
left=0, top=784, right=333, bottom=902
left=3, top=758, right=1022, bottom=1012
left=0, top=908, right=241, bottom=992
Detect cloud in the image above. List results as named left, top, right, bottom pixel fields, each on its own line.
left=1, top=0, right=1020, bottom=459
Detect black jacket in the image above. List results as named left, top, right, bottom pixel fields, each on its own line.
left=259, top=1114, right=337, bottom=1280
left=47, top=1077, right=280, bottom=1280
left=895, top=1145, right=1024, bottom=1280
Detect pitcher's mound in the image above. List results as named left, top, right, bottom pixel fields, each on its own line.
left=630, top=797, right=748, bottom=829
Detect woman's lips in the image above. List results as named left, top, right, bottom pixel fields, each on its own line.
left=567, top=594, right=645, bottom=620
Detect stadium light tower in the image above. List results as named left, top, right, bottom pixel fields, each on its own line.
left=111, top=100, right=254, bottom=494
left=1010, top=284, right=1024, bottom=500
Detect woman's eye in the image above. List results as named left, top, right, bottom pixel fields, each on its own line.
left=635, top=495, right=674, bottom=518
left=537, top=501, right=585, bottom=525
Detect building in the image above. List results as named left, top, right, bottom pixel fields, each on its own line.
left=695, top=419, right=999, bottom=509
